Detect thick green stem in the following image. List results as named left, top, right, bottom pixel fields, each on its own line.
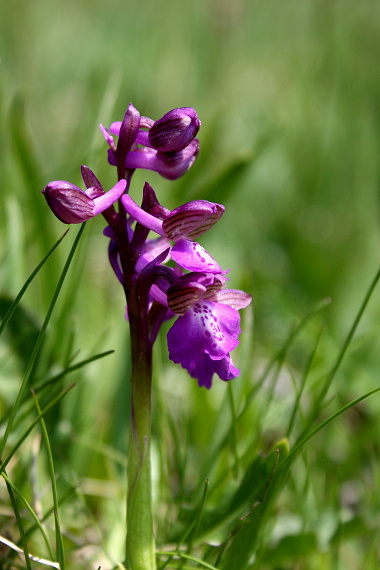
left=126, top=313, right=156, bottom=570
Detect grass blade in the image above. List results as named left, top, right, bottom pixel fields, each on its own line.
left=280, top=387, right=380, bottom=472
left=0, top=229, right=68, bottom=338
left=5, top=477, right=32, bottom=570
left=1, top=471, right=55, bottom=561
left=307, top=267, right=380, bottom=426
left=156, top=550, right=218, bottom=570
left=0, top=224, right=85, bottom=457
left=0, top=384, right=76, bottom=474
left=32, top=390, right=64, bottom=570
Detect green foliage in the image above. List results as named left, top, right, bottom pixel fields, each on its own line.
left=1, top=0, right=380, bottom=568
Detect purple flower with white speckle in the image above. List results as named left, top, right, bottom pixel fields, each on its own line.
left=43, top=102, right=251, bottom=389
left=166, top=272, right=251, bottom=388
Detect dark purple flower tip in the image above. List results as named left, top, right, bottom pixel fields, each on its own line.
left=81, top=165, right=102, bottom=190
left=148, top=107, right=201, bottom=152
left=115, top=103, right=141, bottom=167
left=142, top=182, right=170, bottom=219
left=162, top=200, right=224, bottom=240
left=42, top=179, right=126, bottom=224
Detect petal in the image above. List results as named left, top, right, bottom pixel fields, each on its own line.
left=171, top=239, right=224, bottom=273
left=212, top=354, right=240, bottom=382
left=135, top=237, right=171, bottom=272
left=214, top=289, right=252, bottom=310
left=122, top=140, right=199, bottom=180
left=167, top=300, right=241, bottom=387
left=167, top=281, right=207, bottom=315
left=121, top=194, right=165, bottom=237
left=166, top=272, right=215, bottom=315
left=156, top=138, right=199, bottom=179
left=109, top=121, right=122, bottom=135
left=100, top=123, right=116, bottom=148
left=93, top=179, right=127, bottom=214
left=114, top=103, right=141, bottom=166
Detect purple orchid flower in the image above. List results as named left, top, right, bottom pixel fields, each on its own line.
left=118, top=184, right=252, bottom=387
left=44, top=102, right=251, bottom=389
left=166, top=272, right=251, bottom=389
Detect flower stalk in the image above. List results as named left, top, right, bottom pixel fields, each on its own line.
left=126, top=311, right=156, bottom=569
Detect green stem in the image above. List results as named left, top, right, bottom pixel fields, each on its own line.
left=126, top=312, right=156, bottom=570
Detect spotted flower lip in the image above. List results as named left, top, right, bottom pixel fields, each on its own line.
left=166, top=272, right=251, bottom=388
left=42, top=179, right=126, bottom=224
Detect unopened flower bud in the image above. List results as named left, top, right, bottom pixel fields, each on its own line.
left=121, top=194, right=223, bottom=242
left=163, top=200, right=224, bottom=240
left=148, top=107, right=201, bottom=152
left=42, top=179, right=126, bottom=224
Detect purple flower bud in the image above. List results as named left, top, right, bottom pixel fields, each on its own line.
left=114, top=103, right=141, bottom=167
left=163, top=200, right=224, bottom=240
left=121, top=194, right=224, bottom=242
left=148, top=107, right=201, bottom=152
left=103, top=105, right=200, bottom=179
left=42, top=179, right=126, bottom=224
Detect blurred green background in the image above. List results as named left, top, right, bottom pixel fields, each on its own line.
left=2, top=0, right=380, bottom=332
left=1, top=0, right=380, bottom=568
